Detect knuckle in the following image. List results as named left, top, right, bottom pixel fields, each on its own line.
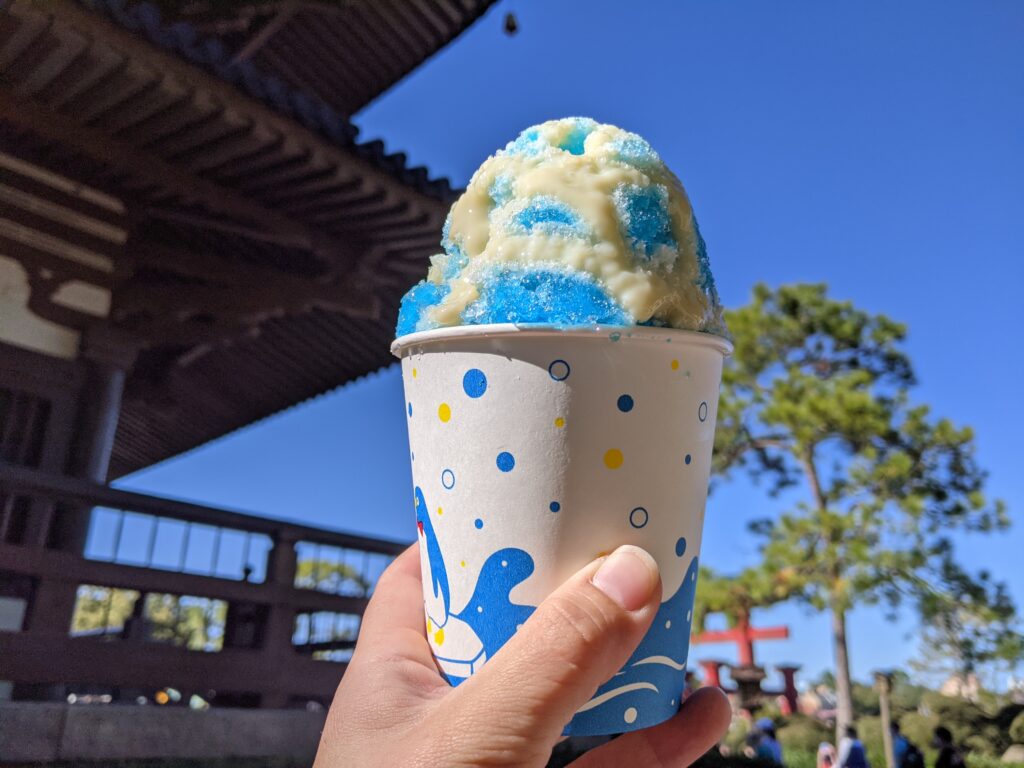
left=542, top=587, right=620, bottom=657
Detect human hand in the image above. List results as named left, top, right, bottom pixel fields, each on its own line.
left=314, top=543, right=731, bottom=767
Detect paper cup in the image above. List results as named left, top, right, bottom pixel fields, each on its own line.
left=391, top=324, right=731, bottom=736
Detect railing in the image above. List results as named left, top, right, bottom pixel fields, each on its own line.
left=0, top=463, right=409, bottom=708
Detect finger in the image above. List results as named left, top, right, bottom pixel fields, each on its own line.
left=445, top=545, right=662, bottom=746
left=353, top=544, right=436, bottom=670
left=571, top=687, right=733, bottom=768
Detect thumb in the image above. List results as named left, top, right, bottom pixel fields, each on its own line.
left=444, top=545, right=662, bottom=749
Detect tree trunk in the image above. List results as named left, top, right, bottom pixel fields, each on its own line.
left=832, top=604, right=855, bottom=743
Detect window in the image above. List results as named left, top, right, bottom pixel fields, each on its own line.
left=69, top=584, right=140, bottom=638
left=293, top=611, right=361, bottom=663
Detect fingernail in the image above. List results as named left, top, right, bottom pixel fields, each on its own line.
left=592, top=545, right=659, bottom=611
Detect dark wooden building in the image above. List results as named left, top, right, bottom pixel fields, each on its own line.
left=0, top=0, right=494, bottom=708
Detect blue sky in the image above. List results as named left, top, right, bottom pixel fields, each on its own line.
left=116, top=1, right=1024, bottom=689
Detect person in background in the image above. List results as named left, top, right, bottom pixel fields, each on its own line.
left=838, top=725, right=870, bottom=768
left=933, top=726, right=965, bottom=768
left=817, top=741, right=838, bottom=768
left=892, top=722, right=924, bottom=768
left=891, top=722, right=910, bottom=766
left=754, top=718, right=784, bottom=765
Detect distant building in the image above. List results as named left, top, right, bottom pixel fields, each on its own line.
left=798, top=685, right=838, bottom=720
left=939, top=672, right=981, bottom=702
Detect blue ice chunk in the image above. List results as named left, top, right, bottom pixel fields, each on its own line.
left=504, top=196, right=589, bottom=239
left=557, top=117, right=597, bottom=155
left=502, top=127, right=545, bottom=157
left=609, top=132, right=662, bottom=170
left=396, top=280, right=449, bottom=337
left=488, top=174, right=515, bottom=209
left=613, top=183, right=678, bottom=262
left=441, top=209, right=456, bottom=253
left=461, top=266, right=630, bottom=327
left=691, top=215, right=718, bottom=302
left=440, top=246, right=468, bottom=281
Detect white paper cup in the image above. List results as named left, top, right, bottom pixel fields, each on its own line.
left=391, top=324, right=731, bottom=736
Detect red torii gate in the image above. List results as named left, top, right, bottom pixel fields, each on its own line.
left=692, top=615, right=789, bottom=667
left=692, top=616, right=799, bottom=713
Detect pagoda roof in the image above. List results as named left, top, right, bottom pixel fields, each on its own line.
left=0, top=1, right=491, bottom=477
left=121, top=0, right=498, bottom=117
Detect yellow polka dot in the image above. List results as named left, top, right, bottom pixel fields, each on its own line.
left=460, top=560, right=466, bottom=568
left=554, top=417, right=565, bottom=428
left=437, top=507, right=443, bottom=516
left=671, top=359, right=680, bottom=370
left=412, top=367, right=418, bottom=378
left=438, top=403, right=451, bottom=422
left=427, top=617, right=432, bottom=632
left=434, top=627, right=445, bottom=646
left=604, top=448, right=624, bottom=469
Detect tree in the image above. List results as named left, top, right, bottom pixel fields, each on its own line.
left=713, top=283, right=1010, bottom=740
left=70, top=585, right=139, bottom=636
left=693, top=565, right=792, bottom=649
left=295, top=557, right=371, bottom=597
left=913, top=557, right=1024, bottom=687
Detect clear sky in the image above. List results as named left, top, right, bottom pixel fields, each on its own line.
left=117, top=1, right=1024, bottom=690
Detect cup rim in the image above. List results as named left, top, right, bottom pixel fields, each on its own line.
left=391, top=323, right=733, bottom=357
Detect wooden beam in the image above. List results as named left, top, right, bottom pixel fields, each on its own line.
left=0, top=92, right=355, bottom=266
left=114, top=276, right=380, bottom=324
left=0, top=543, right=371, bottom=616
left=12, top=0, right=448, bottom=221
left=231, top=1, right=299, bottom=63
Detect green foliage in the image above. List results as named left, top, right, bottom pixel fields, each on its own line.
left=69, top=584, right=226, bottom=652
left=889, top=671, right=930, bottom=717
left=692, top=751, right=779, bottom=768
left=143, top=593, right=227, bottom=652
left=721, top=714, right=753, bottom=752
left=854, top=716, right=888, bottom=768
left=897, top=691, right=1023, bottom=757
left=914, top=557, right=1024, bottom=680
left=714, top=283, right=1013, bottom=726
left=968, top=756, right=1024, bottom=768
left=694, top=565, right=792, bottom=632
left=1011, top=711, right=1024, bottom=744
left=71, top=585, right=139, bottom=636
left=295, top=558, right=370, bottom=596
left=776, top=714, right=832, bottom=751
left=851, top=682, right=880, bottom=717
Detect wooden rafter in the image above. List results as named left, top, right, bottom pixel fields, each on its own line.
left=0, top=93, right=355, bottom=267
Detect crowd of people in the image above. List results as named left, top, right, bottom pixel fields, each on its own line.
left=738, top=721, right=963, bottom=768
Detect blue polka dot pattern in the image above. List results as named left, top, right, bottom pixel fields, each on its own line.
left=408, top=402, right=412, bottom=417
left=684, top=454, right=691, bottom=465
left=617, top=394, right=634, bottom=412
left=630, top=507, right=649, bottom=529
left=441, top=469, right=455, bottom=490
left=463, top=368, right=488, bottom=398
left=548, top=359, right=570, bottom=381
left=496, top=451, right=515, bottom=472
left=549, top=501, right=561, bottom=513
left=675, top=537, right=687, bottom=557
left=474, top=518, right=484, bottom=529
